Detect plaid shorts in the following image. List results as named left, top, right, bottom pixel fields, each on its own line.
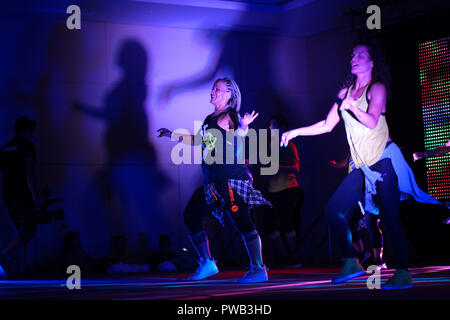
left=204, top=179, right=272, bottom=210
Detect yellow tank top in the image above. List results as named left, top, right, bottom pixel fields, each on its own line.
left=341, top=84, right=389, bottom=169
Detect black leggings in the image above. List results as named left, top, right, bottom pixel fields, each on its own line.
left=324, top=158, right=408, bottom=269
left=183, top=184, right=256, bottom=236
left=343, top=203, right=363, bottom=244
left=263, top=187, right=304, bottom=235
left=3, top=193, right=37, bottom=236
left=344, top=204, right=382, bottom=249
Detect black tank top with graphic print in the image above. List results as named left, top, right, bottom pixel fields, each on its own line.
left=200, top=111, right=252, bottom=184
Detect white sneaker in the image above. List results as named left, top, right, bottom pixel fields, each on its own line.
left=236, top=264, right=268, bottom=283
left=0, top=255, right=7, bottom=279
left=188, top=258, right=219, bottom=280
left=0, top=266, right=7, bottom=279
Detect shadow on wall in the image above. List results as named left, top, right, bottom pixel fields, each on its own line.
left=0, top=16, right=170, bottom=264
left=0, top=17, right=86, bottom=261
left=73, top=39, right=169, bottom=255
left=157, top=27, right=292, bottom=128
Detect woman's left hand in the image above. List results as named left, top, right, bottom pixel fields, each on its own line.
left=413, top=152, right=423, bottom=162
left=241, top=110, right=259, bottom=126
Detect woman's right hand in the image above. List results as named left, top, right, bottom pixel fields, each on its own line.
left=157, top=128, right=172, bottom=138
left=280, top=130, right=297, bottom=147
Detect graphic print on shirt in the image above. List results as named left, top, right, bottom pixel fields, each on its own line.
left=201, top=123, right=218, bottom=160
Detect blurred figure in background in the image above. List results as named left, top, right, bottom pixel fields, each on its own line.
left=101, top=235, right=136, bottom=271
left=262, top=115, right=303, bottom=267
left=413, top=139, right=450, bottom=161
left=54, top=230, right=93, bottom=274
left=150, top=234, right=179, bottom=272
left=0, top=117, right=42, bottom=279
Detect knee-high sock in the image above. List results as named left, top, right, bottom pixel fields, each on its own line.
left=243, top=230, right=264, bottom=267
left=284, top=231, right=301, bottom=263
left=189, top=231, right=212, bottom=261
left=269, top=231, right=288, bottom=261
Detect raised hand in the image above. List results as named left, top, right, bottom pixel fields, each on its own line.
left=241, top=110, right=259, bottom=126
left=280, top=130, right=297, bottom=147
left=157, top=128, right=172, bottom=138
left=413, top=152, right=423, bottom=162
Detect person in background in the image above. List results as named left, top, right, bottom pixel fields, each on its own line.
left=262, top=115, right=303, bottom=267
left=0, top=117, right=42, bottom=279
left=101, top=235, right=136, bottom=271
left=150, top=234, right=179, bottom=272
left=55, top=230, right=93, bottom=274
left=413, top=139, right=450, bottom=161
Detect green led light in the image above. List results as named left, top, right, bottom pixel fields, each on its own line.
left=418, top=37, right=450, bottom=201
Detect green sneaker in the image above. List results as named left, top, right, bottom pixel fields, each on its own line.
left=381, top=269, right=412, bottom=290
left=332, top=258, right=365, bottom=284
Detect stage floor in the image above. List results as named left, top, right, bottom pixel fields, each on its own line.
left=1, top=266, right=450, bottom=300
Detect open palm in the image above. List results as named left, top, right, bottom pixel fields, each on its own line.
left=241, top=110, right=259, bottom=126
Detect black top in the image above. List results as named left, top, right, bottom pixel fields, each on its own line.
left=200, top=111, right=252, bottom=184
left=0, top=135, right=36, bottom=197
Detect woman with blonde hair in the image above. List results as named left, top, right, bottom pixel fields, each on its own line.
left=158, top=78, right=270, bottom=283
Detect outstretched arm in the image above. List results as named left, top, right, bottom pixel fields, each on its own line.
left=157, top=128, right=198, bottom=145
left=413, top=140, right=450, bottom=161
left=280, top=88, right=346, bottom=147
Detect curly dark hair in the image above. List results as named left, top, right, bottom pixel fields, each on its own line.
left=342, top=41, right=392, bottom=99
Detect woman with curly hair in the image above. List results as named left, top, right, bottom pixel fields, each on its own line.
left=281, top=42, right=440, bottom=289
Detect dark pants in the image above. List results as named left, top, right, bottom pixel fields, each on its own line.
left=361, top=213, right=383, bottom=250
left=344, top=203, right=383, bottom=250
left=3, top=191, right=37, bottom=237
left=343, top=203, right=363, bottom=244
left=263, top=187, right=303, bottom=235
left=324, top=158, right=408, bottom=269
left=183, top=184, right=256, bottom=236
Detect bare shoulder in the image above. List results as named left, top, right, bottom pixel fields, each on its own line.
left=368, top=82, right=386, bottom=96
left=337, top=87, right=348, bottom=100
